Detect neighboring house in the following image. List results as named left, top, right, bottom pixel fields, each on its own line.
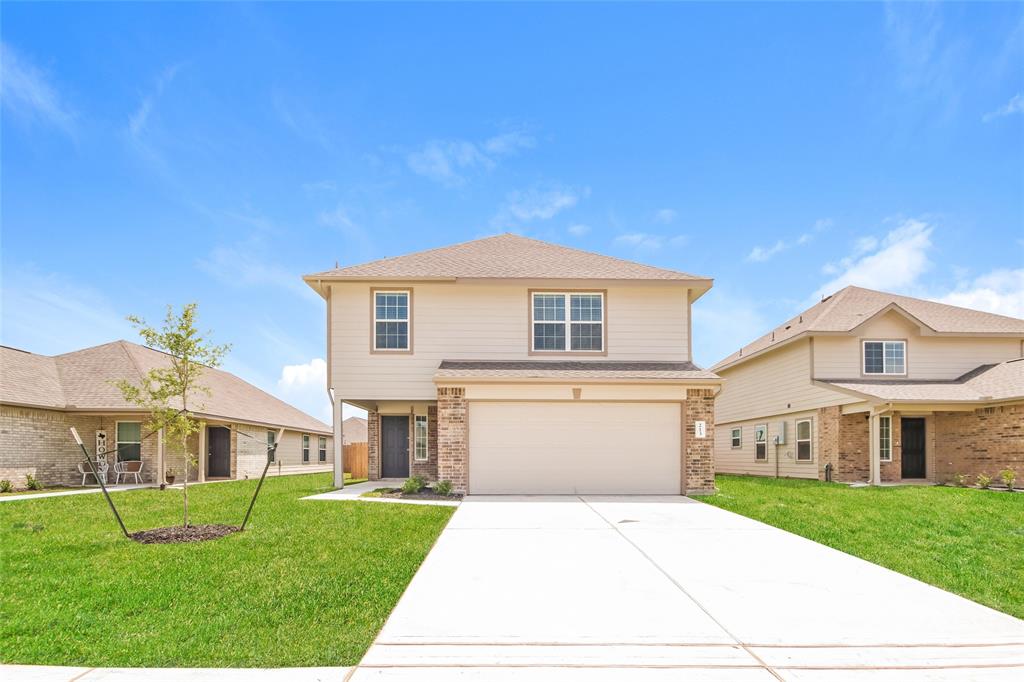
left=304, top=233, right=721, bottom=495
left=0, top=341, right=333, bottom=487
left=712, top=286, right=1024, bottom=484
left=341, top=416, right=368, bottom=444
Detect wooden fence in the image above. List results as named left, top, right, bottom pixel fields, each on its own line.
left=344, top=442, right=369, bottom=480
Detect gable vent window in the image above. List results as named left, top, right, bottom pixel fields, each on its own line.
left=863, top=340, right=905, bottom=375
left=531, top=292, right=604, bottom=352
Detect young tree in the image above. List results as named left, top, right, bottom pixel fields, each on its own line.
left=116, top=303, right=230, bottom=527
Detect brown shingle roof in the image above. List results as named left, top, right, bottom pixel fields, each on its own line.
left=0, top=341, right=331, bottom=434
left=342, top=416, right=367, bottom=444
left=818, top=358, right=1024, bottom=404
left=305, top=233, right=710, bottom=283
left=435, top=359, right=720, bottom=382
left=713, top=286, right=1024, bottom=371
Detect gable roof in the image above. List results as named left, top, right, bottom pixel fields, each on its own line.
left=0, top=341, right=331, bottom=434
left=817, top=358, right=1024, bottom=404
left=304, top=234, right=711, bottom=290
left=341, top=416, right=367, bottom=444
left=713, top=286, right=1024, bottom=371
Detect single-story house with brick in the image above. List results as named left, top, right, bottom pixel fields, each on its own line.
left=712, top=286, right=1024, bottom=484
left=0, top=340, right=333, bottom=488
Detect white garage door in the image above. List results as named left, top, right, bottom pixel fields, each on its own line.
left=468, top=402, right=681, bottom=494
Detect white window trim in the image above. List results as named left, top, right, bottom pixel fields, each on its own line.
left=267, top=429, right=277, bottom=462
left=530, top=291, right=605, bottom=353
left=374, top=290, right=411, bottom=352
left=115, top=420, right=142, bottom=461
left=318, top=436, right=328, bottom=463
left=731, top=427, right=742, bottom=449
left=414, top=415, right=428, bottom=462
left=302, top=434, right=310, bottom=463
left=754, top=424, right=768, bottom=461
left=862, top=339, right=907, bottom=376
left=879, top=416, right=892, bottom=462
left=796, top=419, right=813, bottom=462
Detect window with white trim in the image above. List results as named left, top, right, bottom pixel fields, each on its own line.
left=374, top=291, right=410, bottom=350
left=731, top=427, right=742, bottom=449
left=863, top=340, right=905, bottom=375
left=302, top=434, right=310, bottom=463
left=754, top=424, right=767, bottom=461
left=879, top=416, right=892, bottom=462
left=532, top=292, right=604, bottom=352
left=414, top=415, right=428, bottom=462
left=267, top=429, right=277, bottom=463
left=318, top=436, right=327, bottom=463
left=796, top=419, right=812, bottom=461
left=116, top=422, right=142, bottom=461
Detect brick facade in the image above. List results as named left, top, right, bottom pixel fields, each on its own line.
left=816, top=406, right=840, bottom=481
left=934, top=404, right=1023, bottom=482
left=410, top=406, right=439, bottom=481
left=436, top=387, right=468, bottom=493
left=684, top=388, right=716, bottom=494
left=367, top=409, right=381, bottom=480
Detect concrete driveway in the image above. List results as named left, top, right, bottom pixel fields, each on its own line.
left=351, top=495, right=1024, bottom=681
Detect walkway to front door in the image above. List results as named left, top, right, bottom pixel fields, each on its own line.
left=351, top=496, right=1024, bottom=680
left=380, top=416, right=410, bottom=479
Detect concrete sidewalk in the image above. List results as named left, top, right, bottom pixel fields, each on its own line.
left=2, top=665, right=350, bottom=681
left=352, top=495, right=1024, bottom=680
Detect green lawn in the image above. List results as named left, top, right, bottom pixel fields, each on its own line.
left=703, top=475, right=1024, bottom=618
left=0, top=473, right=454, bottom=667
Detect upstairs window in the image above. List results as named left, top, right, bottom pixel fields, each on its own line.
left=532, top=292, right=604, bottom=352
left=318, top=436, right=327, bottom=463
left=796, top=419, right=812, bottom=461
left=754, top=424, right=767, bottom=461
left=374, top=291, right=410, bottom=351
left=863, top=340, right=905, bottom=375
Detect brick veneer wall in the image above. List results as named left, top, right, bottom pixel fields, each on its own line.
left=836, top=412, right=870, bottom=482
left=411, top=406, right=439, bottom=481
left=684, top=388, right=716, bottom=494
left=880, top=413, right=902, bottom=483
left=934, top=404, right=1024, bottom=482
left=367, top=409, right=380, bottom=480
left=436, top=388, right=467, bottom=492
left=816, top=406, right=840, bottom=481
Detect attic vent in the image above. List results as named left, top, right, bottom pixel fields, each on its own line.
left=784, top=325, right=791, bottom=330
left=821, top=294, right=833, bottom=303
left=771, top=332, right=775, bottom=341
left=799, top=315, right=803, bottom=323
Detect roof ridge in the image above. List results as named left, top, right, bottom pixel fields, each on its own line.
left=116, top=340, right=148, bottom=385
left=501, top=233, right=705, bottom=280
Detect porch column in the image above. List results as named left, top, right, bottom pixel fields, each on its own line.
left=868, top=413, right=881, bottom=485
left=198, top=426, right=207, bottom=483
left=333, top=397, right=345, bottom=488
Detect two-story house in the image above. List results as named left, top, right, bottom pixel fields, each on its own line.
left=712, top=286, right=1024, bottom=484
left=304, top=234, right=721, bottom=495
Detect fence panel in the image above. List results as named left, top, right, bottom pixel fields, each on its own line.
left=344, top=442, right=369, bottom=480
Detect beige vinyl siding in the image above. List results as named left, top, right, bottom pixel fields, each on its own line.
left=813, top=310, right=1023, bottom=380
left=715, top=410, right=820, bottom=479
left=329, top=281, right=692, bottom=400
left=236, top=426, right=332, bottom=479
left=715, top=339, right=854, bottom=425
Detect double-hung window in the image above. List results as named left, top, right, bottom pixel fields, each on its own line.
left=116, top=422, right=142, bottom=461
left=414, top=415, right=428, bottom=462
left=374, top=291, right=410, bottom=351
left=879, top=416, right=892, bottom=462
left=754, top=424, right=767, bottom=461
left=318, top=436, right=327, bottom=463
left=863, top=340, right=905, bottom=375
left=796, top=419, right=812, bottom=461
left=267, top=429, right=277, bottom=463
left=302, top=434, right=310, bottom=463
left=531, top=292, right=604, bottom=352
left=731, top=427, right=742, bottom=449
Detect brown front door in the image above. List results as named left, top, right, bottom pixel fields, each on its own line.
left=208, top=427, right=231, bottom=477
left=901, top=418, right=926, bottom=479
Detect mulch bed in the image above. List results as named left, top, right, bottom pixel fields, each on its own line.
left=376, top=488, right=463, bottom=501
left=130, top=524, right=240, bottom=544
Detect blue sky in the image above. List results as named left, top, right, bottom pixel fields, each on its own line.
left=3, top=2, right=1022, bottom=423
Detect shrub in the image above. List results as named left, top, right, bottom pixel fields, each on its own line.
left=25, top=474, right=43, bottom=491
left=976, top=473, right=992, bottom=489
left=953, top=472, right=968, bottom=487
left=401, top=476, right=425, bottom=495
left=0, top=479, right=12, bottom=493
left=1000, top=469, right=1016, bottom=491
left=434, top=480, right=453, bottom=496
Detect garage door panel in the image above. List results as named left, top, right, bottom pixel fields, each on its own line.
left=469, top=402, right=681, bottom=494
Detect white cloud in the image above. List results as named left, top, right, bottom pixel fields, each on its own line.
left=934, top=269, right=1024, bottom=319
left=653, top=208, right=677, bottom=224
left=748, top=218, right=831, bottom=262
left=491, top=185, right=587, bottom=229
left=128, top=63, right=181, bottom=140
left=747, top=241, right=786, bottom=262
left=567, top=223, right=590, bottom=236
left=407, top=128, right=536, bottom=187
left=276, top=358, right=366, bottom=423
left=614, top=233, right=688, bottom=251
left=318, top=203, right=374, bottom=260
left=814, top=218, right=933, bottom=299
left=983, top=93, right=1024, bottom=122
left=197, top=239, right=318, bottom=301
left=0, top=42, right=75, bottom=136
left=883, top=2, right=965, bottom=118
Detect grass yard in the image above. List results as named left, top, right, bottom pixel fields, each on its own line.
left=704, top=475, right=1024, bottom=619
left=0, top=473, right=454, bottom=667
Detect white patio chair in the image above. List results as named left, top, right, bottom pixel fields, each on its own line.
left=78, top=461, right=101, bottom=486
left=116, top=460, right=144, bottom=485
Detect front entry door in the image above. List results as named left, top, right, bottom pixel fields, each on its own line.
left=208, top=426, right=231, bottom=477
left=381, top=416, right=410, bottom=478
left=901, top=418, right=926, bottom=479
